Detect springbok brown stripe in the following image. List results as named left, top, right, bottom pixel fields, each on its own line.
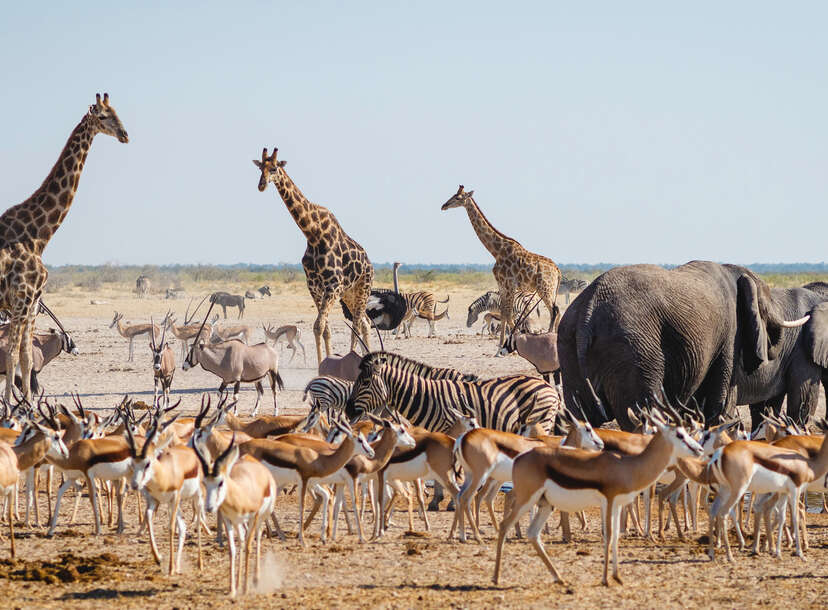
left=88, top=447, right=131, bottom=467
left=544, top=463, right=604, bottom=492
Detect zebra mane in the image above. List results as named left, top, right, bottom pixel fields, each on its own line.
left=363, top=351, right=476, bottom=381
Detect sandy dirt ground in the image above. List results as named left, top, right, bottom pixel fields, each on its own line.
left=2, top=283, right=826, bottom=608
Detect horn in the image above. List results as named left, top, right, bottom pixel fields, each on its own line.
left=194, top=394, right=211, bottom=429
left=103, top=93, right=110, bottom=106
left=261, top=147, right=268, bottom=163
left=583, top=378, right=608, bottom=421
left=192, top=438, right=212, bottom=478
left=95, top=93, right=102, bottom=106
left=187, top=299, right=216, bottom=362
left=342, top=320, right=370, bottom=354
left=215, top=432, right=237, bottom=470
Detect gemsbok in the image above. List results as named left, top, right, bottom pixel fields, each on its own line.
left=183, top=335, right=284, bottom=416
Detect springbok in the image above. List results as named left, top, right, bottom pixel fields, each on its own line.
left=492, top=407, right=703, bottom=587
left=149, top=317, right=175, bottom=408
left=238, top=418, right=374, bottom=546
left=110, top=311, right=167, bottom=362
left=706, top=432, right=828, bottom=561
left=0, top=440, right=19, bottom=557
left=126, top=416, right=205, bottom=575
left=263, top=323, right=307, bottom=365
left=193, top=436, right=276, bottom=597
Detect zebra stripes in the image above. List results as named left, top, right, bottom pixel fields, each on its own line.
left=345, top=352, right=558, bottom=433
left=395, top=291, right=450, bottom=338
left=465, top=291, right=539, bottom=330
left=303, top=376, right=353, bottom=412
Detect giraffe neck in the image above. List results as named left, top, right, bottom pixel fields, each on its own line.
left=272, top=170, right=321, bottom=241
left=0, top=114, right=96, bottom=255
left=462, top=198, right=516, bottom=258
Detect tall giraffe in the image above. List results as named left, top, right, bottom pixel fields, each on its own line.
left=253, top=147, right=374, bottom=365
left=0, top=93, right=128, bottom=400
left=441, top=185, right=561, bottom=347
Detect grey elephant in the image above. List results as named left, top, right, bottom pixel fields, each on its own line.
left=740, top=284, right=828, bottom=429
left=557, top=261, right=812, bottom=429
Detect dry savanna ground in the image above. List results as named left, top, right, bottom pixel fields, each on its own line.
left=2, top=279, right=827, bottom=608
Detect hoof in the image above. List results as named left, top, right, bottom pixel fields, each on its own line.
left=426, top=503, right=440, bottom=512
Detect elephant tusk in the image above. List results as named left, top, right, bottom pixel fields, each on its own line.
left=779, top=315, right=810, bottom=328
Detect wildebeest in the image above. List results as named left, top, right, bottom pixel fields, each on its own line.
left=136, top=275, right=151, bottom=298
left=209, top=292, right=245, bottom=319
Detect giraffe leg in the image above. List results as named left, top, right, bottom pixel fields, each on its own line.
left=18, top=314, right=35, bottom=400
left=498, top=286, right=516, bottom=350
left=313, top=293, right=337, bottom=365
left=4, top=315, right=23, bottom=403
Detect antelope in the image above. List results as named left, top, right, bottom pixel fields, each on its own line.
left=374, top=428, right=461, bottom=540
left=0, top=440, right=19, bottom=557
left=126, top=416, right=205, bottom=575
left=149, top=317, right=175, bottom=408
left=706, top=432, right=828, bottom=561
left=492, top=408, right=703, bottom=586
left=263, top=323, right=307, bottom=365
left=210, top=291, right=246, bottom=319
left=0, top=326, right=78, bottom=395
left=193, top=436, right=276, bottom=597
left=318, top=350, right=362, bottom=381
left=46, top=429, right=133, bottom=536
left=328, top=413, right=417, bottom=542
left=211, top=315, right=252, bottom=344
left=238, top=418, right=375, bottom=546
left=497, top=330, right=560, bottom=386
left=110, top=311, right=166, bottom=362
left=656, top=419, right=744, bottom=540
left=12, top=419, right=69, bottom=528
left=183, top=336, right=284, bottom=417
left=166, top=298, right=214, bottom=361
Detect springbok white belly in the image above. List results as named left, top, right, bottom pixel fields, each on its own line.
left=88, top=459, right=132, bottom=481
left=542, top=480, right=605, bottom=513
left=748, top=464, right=792, bottom=495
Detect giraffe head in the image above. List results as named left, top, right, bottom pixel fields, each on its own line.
left=441, top=184, right=474, bottom=210
left=252, top=147, right=287, bottom=192
left=86, top=93, right=129, bottom=143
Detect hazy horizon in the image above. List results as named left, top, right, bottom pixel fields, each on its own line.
left=2, top=3, right=826, bottom=268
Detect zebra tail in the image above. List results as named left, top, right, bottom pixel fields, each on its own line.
left=437, top=295, right=450, bottom=304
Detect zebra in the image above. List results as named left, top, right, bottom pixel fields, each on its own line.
left=345, top=351, right=560, bottom=509
left=559, top=276, right=588, bottom=304
left=465, top=291, right=539, bottom=333
left=368, top=351, right=478, bottom=382
left=394, top=292, right=450, bottom=338
left=303, top=375, right=353, bottom=413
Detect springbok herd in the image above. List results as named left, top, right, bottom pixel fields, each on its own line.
left=0, top=94, right=827, bottom=602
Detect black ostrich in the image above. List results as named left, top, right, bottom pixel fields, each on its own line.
left=340, top=262, right=408, bottom=331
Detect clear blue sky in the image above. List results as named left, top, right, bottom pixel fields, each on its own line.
left=1, top=2, right=825, bottom=267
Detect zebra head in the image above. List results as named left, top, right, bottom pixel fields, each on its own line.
left=345, top=354, right=390, bottom=423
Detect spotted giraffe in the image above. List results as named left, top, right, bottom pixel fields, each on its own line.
left=253, top=147, right=374, bottom=365
left=0, top=93, right=128, bottom=400
left=441, top=185, right=561, bottom=348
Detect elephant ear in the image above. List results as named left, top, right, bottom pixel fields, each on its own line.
left=737, top=274, right=768, bottom=372
left=804, top=302, right=828, bottom=368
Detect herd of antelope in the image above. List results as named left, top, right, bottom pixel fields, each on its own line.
left=0, top=283, right=826, bottom=599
